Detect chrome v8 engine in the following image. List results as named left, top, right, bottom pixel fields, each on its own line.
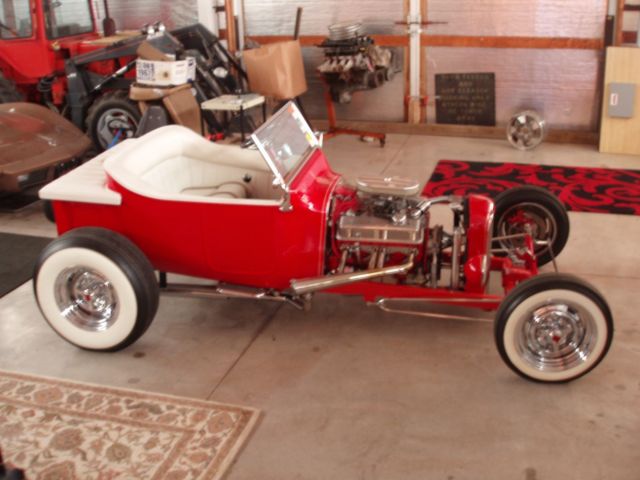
left=337, top=176, right=425, bottom=247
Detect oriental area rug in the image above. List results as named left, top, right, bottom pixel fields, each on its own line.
left=423, top=160, right=640, bottom=215
left=0, top=370, right=259, bottom=479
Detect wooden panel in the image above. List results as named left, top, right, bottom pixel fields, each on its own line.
left=421, top=35, right=603, bottom=49
left=311, top=119, right=598, bottom=145
left=247, top=35, right=603, bottom=50
left=224, top=0, right=237, bottom=53
left=599, top=47, right=640, bottom=154
left=247, top=35, right=408, bottom=47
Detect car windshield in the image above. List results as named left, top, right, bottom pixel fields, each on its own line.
left=0, top=0, right=32, bottom=39
left=251, top=101, right=319, bottom=188
left=44, top=0, right=93, bottom=39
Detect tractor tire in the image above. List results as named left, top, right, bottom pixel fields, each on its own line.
left=0, top=72, right=24, bottom=103
left=86, top=90, right=141, bottom=151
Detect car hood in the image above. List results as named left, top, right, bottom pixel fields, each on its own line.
left=0, top=103, right=92, bottom=177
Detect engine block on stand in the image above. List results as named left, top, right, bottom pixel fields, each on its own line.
left=317, top=22, right=398, bottom=104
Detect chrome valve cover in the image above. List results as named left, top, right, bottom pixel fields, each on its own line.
left=337, top=214, right=425, bottom=245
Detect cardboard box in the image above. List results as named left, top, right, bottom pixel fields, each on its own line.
left=137, top=41, right=173, bottom=61
left=136, top=57, right=196, bottom=87
left=243, top=40, right=307, bottom=100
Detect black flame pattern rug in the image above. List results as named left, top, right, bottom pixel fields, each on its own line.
left=423, top=160, right=640, bottom=215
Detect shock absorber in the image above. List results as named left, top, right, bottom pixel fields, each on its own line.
left=37, top=76, right=57, bottom=112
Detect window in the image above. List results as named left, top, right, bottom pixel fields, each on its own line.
left=44, top=0, right=93, bottom=39
left=0, top=0, right=33, bottom=39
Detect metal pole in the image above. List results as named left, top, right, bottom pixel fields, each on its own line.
left=408, top=0, right=421, bottom=98
left=294, top=7, right=303, bottom=40
left=234, top=0, right=245, bottom=50
left=406, top=0, right=422, bottom=123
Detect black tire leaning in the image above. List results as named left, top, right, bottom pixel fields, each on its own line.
left=33, top=227, right=159, bottom=351
left=493, top=185, right=569, bottom=266
left=85, top=90, right=141, bottom=151
left=494, top=273, right=613, bottom=383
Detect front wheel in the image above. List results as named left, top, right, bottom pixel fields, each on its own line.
left=494, top=273, right=613, bottom=383
left=33, top=227, right=159, bottom=351
left=493, top=185, right=569, bottom=266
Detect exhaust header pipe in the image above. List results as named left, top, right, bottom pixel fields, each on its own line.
left=290, top=254, right=415, bottom=295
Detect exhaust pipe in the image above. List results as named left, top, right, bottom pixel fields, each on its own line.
left=161, top=282, right=308, bottom=310
left=291, top=254, right=415, bottom=295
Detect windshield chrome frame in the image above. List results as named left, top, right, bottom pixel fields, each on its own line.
left=251, top=101, right=319, bottom=194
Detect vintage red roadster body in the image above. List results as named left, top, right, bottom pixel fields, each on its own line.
left=36, top=103, right=613, bottom=383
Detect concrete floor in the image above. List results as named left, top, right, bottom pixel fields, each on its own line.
left=1, top=134, right=639, bottom=479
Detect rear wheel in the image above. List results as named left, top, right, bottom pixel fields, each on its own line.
left=34, top=227, right=159, bottom=351
left=495, top=273, right=613, bottom=383
left=0, top=72, right=23, bottom=103
left=493, top=185, right=569, bottom=266
left=86, top=90, right=140, bottom=151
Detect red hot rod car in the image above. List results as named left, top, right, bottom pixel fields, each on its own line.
left=36, top=102, right=613, bottom=383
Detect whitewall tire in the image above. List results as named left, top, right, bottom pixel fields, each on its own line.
left=34, top=228, right=159, bottom=351
left=494, top=273, right=613, bottom=383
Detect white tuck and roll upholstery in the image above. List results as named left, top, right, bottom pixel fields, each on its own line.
left=40, top=125, right=281, bottom=206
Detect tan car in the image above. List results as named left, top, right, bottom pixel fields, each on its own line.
left=0, top=103, right=92, bottom=192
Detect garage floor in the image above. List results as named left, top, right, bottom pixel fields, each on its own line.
left=1, top=134, right=639, bottom=479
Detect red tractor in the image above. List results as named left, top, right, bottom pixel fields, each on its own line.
left=0, top=0, right=142, bottom=149
left=0, top=0, right=241, bottom=150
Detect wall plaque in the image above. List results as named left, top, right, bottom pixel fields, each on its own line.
left=435, top=73, right=496, bottom=126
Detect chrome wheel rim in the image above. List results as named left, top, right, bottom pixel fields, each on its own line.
left=96, top=108, right=138, bottom=149
left=507, top=110, right=546, bottom=150
left=516, top=299, right=597, bottom=372
left=496, top=202, right=557, bottom=256
left=54, top=267, right=119, bottom=332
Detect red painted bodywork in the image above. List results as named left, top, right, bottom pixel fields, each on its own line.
left=464, top=195, right=494, bottom=293
left=51, top=145, right=538, bottom=306
left=327, top=281, right=502, bottom=309
left=53, top=149, right=340, bottom=290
